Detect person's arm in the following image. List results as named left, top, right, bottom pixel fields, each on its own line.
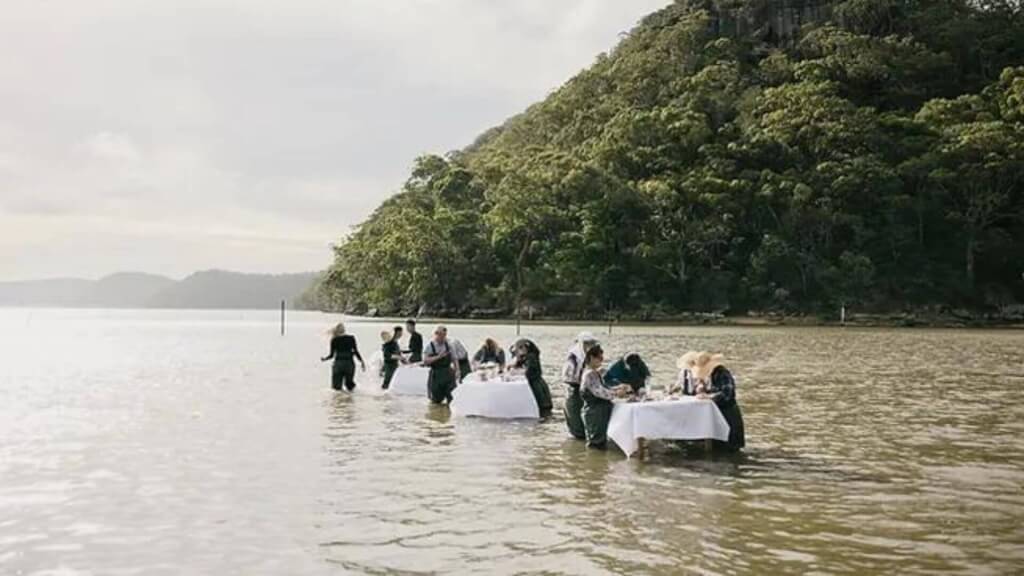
left=561, top=356, right=578, bottom=384
left=321, top=339, right=335, bottom=362
left=582, top=371, right=618, bottom=401
left=709, top=368, right=735, bottom=405
left=497, top=349, right=506, bottom=370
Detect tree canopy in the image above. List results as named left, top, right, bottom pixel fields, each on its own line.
left=318, top=0, right=1024, bottom=318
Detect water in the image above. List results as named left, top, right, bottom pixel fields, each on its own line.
left=1, top=309, right=1022, bottom=575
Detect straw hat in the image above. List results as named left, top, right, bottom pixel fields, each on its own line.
left=676, top=351, right=700, bottom=371
left=689, top=352, right=725, bottom=381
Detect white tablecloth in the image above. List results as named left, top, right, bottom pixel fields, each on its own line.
left=388, top=366, right=430, bottom=397
left=607, top=397, right=731, bottom=457
left=450, top=374, right=540, bottom=419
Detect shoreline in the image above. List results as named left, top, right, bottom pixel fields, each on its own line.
left=329, top=311, right=1024, bottom=330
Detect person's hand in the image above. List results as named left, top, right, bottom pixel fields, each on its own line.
left=320, top=356, right=329, bottom=362
left=360, top=362, right=367, bottom=372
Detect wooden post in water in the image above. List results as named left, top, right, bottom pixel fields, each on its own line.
left=280, top=300, right=286, bottom=336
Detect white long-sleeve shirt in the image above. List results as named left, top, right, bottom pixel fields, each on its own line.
left=581, top=368, right=617, bottom=401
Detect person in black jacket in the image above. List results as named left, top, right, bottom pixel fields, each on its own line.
left=380, top=329, right=403, bottom=390
left=405, top=319, right=423, bottom=363
left=510, top=339, right=553, bottom=415
left=321, top=323, right=365, bottom=391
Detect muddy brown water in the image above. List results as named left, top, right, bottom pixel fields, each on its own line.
left=1, top=309, right=1021, bottom=575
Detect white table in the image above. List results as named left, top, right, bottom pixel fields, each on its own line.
left=607, top=397, right=731, bottom=457
left=387, top=366, right=430, bottom=397
left=450, top=374, right=540, bottom=419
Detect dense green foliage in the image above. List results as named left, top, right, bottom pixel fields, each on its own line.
left=321, top=0, right=1024, bottom=317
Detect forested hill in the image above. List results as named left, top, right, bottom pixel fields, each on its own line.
left=320, top=0, right=1024, bottom=319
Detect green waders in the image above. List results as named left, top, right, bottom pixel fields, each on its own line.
left=564, top=385, right=586, bottom=440
left=428, top=365, right=456, bottom=404
left=581, top=390, right=613, bottom=449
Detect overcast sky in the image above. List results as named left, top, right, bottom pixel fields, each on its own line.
left=0, top=0, right=668, bottom=281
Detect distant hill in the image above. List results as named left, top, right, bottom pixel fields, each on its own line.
left=148, top=270, right=319, bottom=309
left=0, top=270, right=319, bottom=309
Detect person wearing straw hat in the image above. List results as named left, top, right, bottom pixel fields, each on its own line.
left=561, top=332, right=599, bottom=440
left=510, top=338, right=553, bottom=415
left=688, top=351, right=746, bottom=451
left=423, top=325, right=459, bottom=404
left=320, top=322, right=366, bottom=392
left=669, top=351, right=701, bottom=396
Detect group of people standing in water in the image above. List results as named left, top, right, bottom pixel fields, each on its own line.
left=322, top=323, right=745, bottom=453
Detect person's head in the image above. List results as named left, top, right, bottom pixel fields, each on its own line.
left=405, top=319, right=417, bottom=332
left=625, top=353, right=649, bottom=377
left=432, top=325, right=448, bottom=342
left=484, top=337, right=498, bottom=352
left=331, top=322, right=346, bottom=337
left=584, top=344, right=604, bottom=368
left=575, top=331, right=599, bottom=354
left=380, top=329, right=392, bottom=343
left=393, top=326, right=404, bottom=340
left=512, top=338, right=536, bottom=358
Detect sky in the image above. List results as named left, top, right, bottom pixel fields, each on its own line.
left=0, top=0, right=669, bottom=281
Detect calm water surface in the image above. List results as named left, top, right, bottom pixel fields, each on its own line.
left=1, top=309, right=1022, bottom=575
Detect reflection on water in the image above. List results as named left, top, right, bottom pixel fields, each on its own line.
left=1, top=309, right=1022, bottom=575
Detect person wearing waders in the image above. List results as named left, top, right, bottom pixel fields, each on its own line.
left=561, top=332, right=599, bottom=440
left=511, top=338, right=553, bottom=416
left=405, top=319, right=423, bottom=363
left=423, top=325, right=460, bottom=404
left=579, top=344, right=631, bottom=449
left=321, top=322, right=366, bottom=392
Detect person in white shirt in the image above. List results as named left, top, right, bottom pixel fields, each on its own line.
left=579, top=344, right=630, bottom=449
left=561, top=332, right=599, bottom=440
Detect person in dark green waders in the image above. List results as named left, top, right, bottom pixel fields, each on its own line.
left=689, top=352, right=746, bottom=452
left=320, top=323, right=366, bottom=392
left=605, top=352, right=651, bottom=397
left=423, top=325, right=460, bottom=404
left=511, top=339, right=553, bottom=415
left=579, top=345, right=631, bottom=449
left=561, top=332, right=599, bottom=440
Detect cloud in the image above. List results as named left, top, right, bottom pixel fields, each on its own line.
left=0, top=0, right=670, bottom=280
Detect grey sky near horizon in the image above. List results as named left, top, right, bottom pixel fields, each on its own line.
left=0, top=0, right=669, bottom=282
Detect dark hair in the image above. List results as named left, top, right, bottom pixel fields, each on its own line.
left=405, top=319, right=416, bottom=327
left=625, top=353, right=650, bottom=378
left=585, top=344, right=604, bottom=364
left=393, top=325, right=404, bottom=333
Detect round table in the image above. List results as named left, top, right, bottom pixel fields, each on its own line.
left=607, top=397, right=731, bottom=457
left=387, top=366, right=430, bottom=397
left=450, top=373, right=540, bottom=419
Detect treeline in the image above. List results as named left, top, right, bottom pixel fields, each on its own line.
left=318, top=0, right=1024, bottom=318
